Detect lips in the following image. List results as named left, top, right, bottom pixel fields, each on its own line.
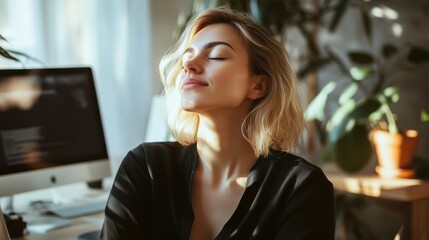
left=182, top=78, right=208, bottom=90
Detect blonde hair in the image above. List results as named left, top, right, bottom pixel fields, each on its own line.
left=159, top=8, right=304, bottom=156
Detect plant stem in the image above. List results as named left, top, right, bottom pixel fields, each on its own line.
left=382, top=103, right=398, bottom=134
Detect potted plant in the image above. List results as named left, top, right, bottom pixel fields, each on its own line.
left=306, top=43, right=429, bottom=176
left=371, top=129, right=419, bottom=178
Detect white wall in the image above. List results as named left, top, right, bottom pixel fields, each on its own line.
left=149, top=0, right=191, bottom=94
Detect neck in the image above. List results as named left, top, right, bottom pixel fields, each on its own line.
left=195, top=107, right=257, bottom=185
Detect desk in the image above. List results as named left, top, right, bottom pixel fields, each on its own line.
left=23, top=213, right=104, bottom=240
left=326, top=173, right=429, bottom=240
left=2, top=182, right=110, bottom=240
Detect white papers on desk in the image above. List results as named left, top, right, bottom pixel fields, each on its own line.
left=27, top=217, right=71, bottom=233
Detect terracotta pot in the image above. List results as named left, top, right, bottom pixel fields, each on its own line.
left=371, top=129, right=419, bottom=178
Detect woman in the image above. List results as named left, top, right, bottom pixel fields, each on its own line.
left=102, top=8, right=335, bottom=240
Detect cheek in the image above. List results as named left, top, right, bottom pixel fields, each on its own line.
left=214, top=69, right=251, bottom=93
left=175, top=71, right=186, bottom=90
left=214, top=60, right=249, bottom=80
left=214, top=81, right=250, bottom=108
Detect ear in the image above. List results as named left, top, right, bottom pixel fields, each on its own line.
left=247, top=75, right=268, bottom=100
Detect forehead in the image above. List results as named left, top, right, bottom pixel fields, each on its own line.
left=189, top=23, right=245, bottom=51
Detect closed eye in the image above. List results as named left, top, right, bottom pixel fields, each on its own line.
left=208, top=57, right=226, bottom=60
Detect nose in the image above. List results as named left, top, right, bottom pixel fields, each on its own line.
left=182, top=58, right=202, bottom=74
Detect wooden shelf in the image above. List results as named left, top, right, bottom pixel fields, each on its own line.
left=326, top=172, right=429, bottom=201
left=326, top=172, right=429, bottom=239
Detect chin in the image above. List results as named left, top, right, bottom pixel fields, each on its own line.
left=182, top=103, right=210, bottom=114
left=182, top=106, right=196, bottom=112
left=181, top=96, right=204, bottom=110
left=181, top=101, right=199, bottom=112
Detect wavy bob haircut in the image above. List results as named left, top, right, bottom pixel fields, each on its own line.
left=159, top=8, right=304, bottom=156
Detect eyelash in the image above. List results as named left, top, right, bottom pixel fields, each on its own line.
left=208, top=57, right=226, bottom=60
left=180, top=57, right=225, bottom=69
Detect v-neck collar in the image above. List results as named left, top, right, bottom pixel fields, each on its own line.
left=184, top=144, right=268, bottom=240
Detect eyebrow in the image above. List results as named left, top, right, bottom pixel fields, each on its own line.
left=183, top=41, right=235, bottom=55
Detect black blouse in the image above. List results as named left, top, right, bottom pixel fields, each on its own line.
left=101, top=142, right=335, bottom=240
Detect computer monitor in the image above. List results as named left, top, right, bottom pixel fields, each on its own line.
left=0, top=67, right=111, bottom=197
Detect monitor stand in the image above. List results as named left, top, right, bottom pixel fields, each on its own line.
left=0, top=196, right=14, bottom=213
left=86, top=179, right=103, bottom=190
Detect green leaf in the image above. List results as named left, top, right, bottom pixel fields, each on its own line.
left=348, top=52, right=374, bottom=65
left=328, top=97, right=381, bottom=143
left=305, top=81, right=336, bottom=121
left=408, top=46, right=429, bottom=64
left=422, top=110, right=429, bottom=122
left=339, top=82, right=358, bottom=105
left=382, top=86, right=399, bottom=103
left=0, top=46, right=20, bottom=62
left=7, top=50, right=44, bottom=64
left=382, top=44, right=398, bottom=59
left=327, top=99, right=355, bottom=130
left=329, top=0, right=349, bottom=32
left=368, top=108, right=385, bottom=123
left=372, top=93, right=399, bottom=133
left=349, top=66, right=371, bottom=80
left=334, top=124, right=372, bottom=172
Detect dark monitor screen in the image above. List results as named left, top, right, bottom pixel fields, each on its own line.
left=0, top=67, right=110, bottom=196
